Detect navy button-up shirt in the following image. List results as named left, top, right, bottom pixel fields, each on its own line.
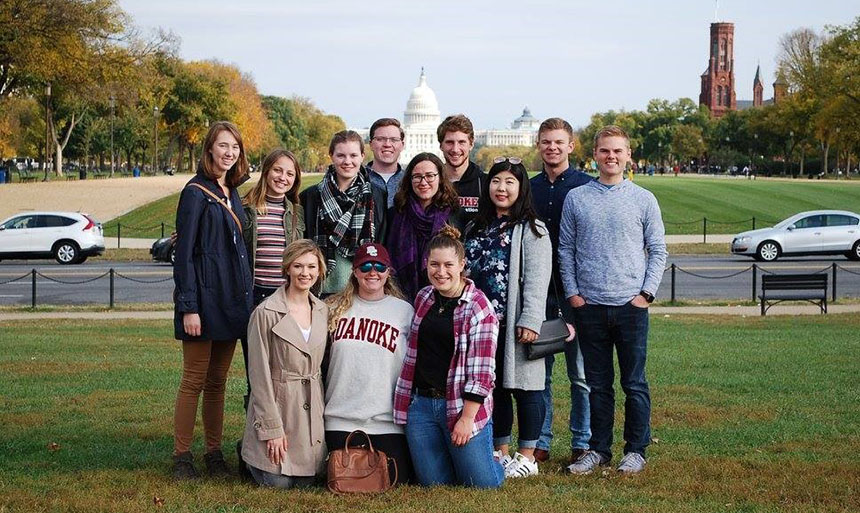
left=530, top=166, right=593, bottom=281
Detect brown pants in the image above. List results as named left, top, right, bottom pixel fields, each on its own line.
left=173, top=340, right=237, bottom=455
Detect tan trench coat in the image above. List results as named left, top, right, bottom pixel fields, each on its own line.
left=241, top=287, right=328, bottom=477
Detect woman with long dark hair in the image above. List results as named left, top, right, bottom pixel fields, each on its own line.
left=387, top=152, right=462, bottom=301
left=300, top=130, right=387, bottom=296
left=464, top=157, right=552, bottom=478
left=172, top=121, right=253, bottom=479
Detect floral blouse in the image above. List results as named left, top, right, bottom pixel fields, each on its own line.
left=465, top=216, right=514, bottom=324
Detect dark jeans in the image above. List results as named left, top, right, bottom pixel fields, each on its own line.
left=572, top=302, right=651, bottom=461
left=240, top=285, right=279, bottom=410
left=493, top=326, right=546, bottom=448
left=325, top=431, right=414, bottom=485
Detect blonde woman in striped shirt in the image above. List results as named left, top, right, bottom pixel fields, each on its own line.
left=239, top=149, right=305, bottom=409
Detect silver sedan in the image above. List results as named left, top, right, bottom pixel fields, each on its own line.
left=731, top=210, right=860, bottom=262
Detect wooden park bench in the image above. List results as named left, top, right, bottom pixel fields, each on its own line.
left=759, top=273, right=828, bottom=316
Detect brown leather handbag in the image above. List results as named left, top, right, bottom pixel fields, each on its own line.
left=326, top=430, right=397, bottom=495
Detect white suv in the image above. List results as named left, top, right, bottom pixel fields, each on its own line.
left=0, top=212, right=105, bottom=264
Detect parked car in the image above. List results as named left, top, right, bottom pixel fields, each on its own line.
left=0, top=212, right=105, bottom=264
left=150, top=233, right=176, bottom=264
left=731, top=210, right=860, bottom=262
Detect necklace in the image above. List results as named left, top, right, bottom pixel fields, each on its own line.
left=436, top=284, right=464, bottom=314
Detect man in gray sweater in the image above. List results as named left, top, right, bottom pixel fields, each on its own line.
left=559, top=125, right=667, bottom=475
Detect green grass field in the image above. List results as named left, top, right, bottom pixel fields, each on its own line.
left=1, top=315, right=858, bottom=512
left=103, top=175, right=860, bottom=238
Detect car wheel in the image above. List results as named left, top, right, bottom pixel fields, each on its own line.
left=756, top=240, right=780, bottom=262
left=849, top=241, right=860, bottom=261
left=168, top=247, right=175, bottom=265
left=53, top=240, right=80, bottom=265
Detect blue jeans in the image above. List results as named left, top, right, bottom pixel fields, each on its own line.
left=573, top=302, right=651, bottom=460
left=537, top=293, right=591, bottom=452
left=492, top=387, right=545, bottom=449
left=405, top=395, right=504, bottom=488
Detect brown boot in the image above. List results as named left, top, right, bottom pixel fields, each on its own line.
left=533, top=448, right=550, bottom=463
left=172, top=451, right=200, bottom=480
left=571, top=448, right=589, bottom=463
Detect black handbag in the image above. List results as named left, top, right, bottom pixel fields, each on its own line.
left=527, top=315, right=569, bottom=360
left=515, top=225, right=571, bottom=360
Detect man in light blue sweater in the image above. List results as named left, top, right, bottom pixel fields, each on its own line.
left=559, top=125, right=667, bottom=475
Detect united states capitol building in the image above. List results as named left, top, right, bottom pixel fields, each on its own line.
left=354, top=69, right=540, bottom=165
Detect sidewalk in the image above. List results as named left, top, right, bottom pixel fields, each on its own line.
left=2, top=304, right=856, bottom=321
left=108, top=234, right=736, bottom=249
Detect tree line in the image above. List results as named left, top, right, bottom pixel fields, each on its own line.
left=0, top=0, right=344, bottom=177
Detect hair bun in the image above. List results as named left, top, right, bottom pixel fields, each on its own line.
left=437, top=224, right=461, bottom=240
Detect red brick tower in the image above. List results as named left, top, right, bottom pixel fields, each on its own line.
left=699, top=22, right=736, bottom=117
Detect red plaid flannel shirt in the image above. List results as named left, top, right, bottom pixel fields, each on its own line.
left=393, top=279, right=499, bottom=438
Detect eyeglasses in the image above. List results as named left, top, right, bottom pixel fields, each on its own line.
left=493, top=156, right=523, bottom=165
left=357, top=262, right=388, bottom=273
left=372, top=136, right=403, bottom=144
left=411, top=172, right=439, bottom=184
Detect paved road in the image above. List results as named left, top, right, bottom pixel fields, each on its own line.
left=1, top=255, right=858, bottom=306
left=665, top=254, right=860, bottom=300
left=0, top=261, right=174, bottom=307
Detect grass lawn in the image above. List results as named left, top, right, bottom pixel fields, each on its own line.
left=103, top=175, right=860, bottom=238
left=1, top=315, right=858, bottom=512
left=103, top=175, right=325, bottom=238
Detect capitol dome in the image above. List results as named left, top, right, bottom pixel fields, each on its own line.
left=403, top=68, right=441, bottom=128
left=511, top=106, right=540, bottom=130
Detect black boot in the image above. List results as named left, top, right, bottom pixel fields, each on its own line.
left=236, top=439, right=253, bottom=482
left=203, top=449, right=231, bottom=478
left=172, top=451, right=200, bottom=480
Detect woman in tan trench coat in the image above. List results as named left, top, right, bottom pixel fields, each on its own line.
left=241, top=239, right=328, bottom=488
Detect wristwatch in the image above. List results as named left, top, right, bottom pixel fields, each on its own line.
left=639, top=290, right=655, bottom=303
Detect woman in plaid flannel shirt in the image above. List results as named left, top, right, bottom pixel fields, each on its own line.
left=393, top=225, right=505, bottom=488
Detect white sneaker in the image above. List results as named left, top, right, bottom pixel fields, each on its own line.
left=494, top=450, right=514, bottom=470
left=616, top=452, right=646, bottom=474
left=566, top=450, right=608, bottom=475
left=504, top=452, right=539, bottom=478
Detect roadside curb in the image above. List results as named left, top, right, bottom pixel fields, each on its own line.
left=2, top=304, right=858, bottom=320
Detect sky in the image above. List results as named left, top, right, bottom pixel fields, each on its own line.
left=118, top=0, right=856, bottom=130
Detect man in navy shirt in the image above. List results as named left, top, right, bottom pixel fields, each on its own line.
left=529, top=118, right=593, bottom=465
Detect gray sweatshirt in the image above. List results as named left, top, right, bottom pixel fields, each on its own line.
left=324, top=295, right=413, bottom=434
left=558, top=179, right=667, bottom=306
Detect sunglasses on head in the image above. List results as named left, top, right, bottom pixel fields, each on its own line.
left=358, top=262, right=388, bottom=273
left=493, top=156, right=523, bottom=165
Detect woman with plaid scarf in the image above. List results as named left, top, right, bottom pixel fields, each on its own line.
left=300, top=131, right=387, bottom=296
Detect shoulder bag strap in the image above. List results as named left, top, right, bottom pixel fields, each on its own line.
left=519, top=223, right=562, bottom=319
left=186, top=183, right=242, bottom=233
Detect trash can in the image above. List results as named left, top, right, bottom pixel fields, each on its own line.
left=133, top=166, right=140, bottom=178
left=0, top=168, right=6, bottom=184
left=79, top=167, right=87, bottom=180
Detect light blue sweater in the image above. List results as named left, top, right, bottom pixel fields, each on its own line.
left=558, top=179, right=667, bottom=306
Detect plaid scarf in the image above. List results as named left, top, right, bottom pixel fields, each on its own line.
left=315, top=166, right=376, bottom=274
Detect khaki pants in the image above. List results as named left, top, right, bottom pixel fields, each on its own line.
left=173, top=340, right=237, bottom=455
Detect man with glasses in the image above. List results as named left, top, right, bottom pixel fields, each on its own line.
left=437, top=114, right=484, bottom=225
left=367, top=118, right=406, bottom=208
left=529, top=118, right=594, bottom=467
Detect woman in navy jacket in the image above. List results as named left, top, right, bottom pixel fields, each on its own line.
left=172, top=121, right=253, bottom=480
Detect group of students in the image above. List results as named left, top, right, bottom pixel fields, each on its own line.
left=170, top=113, right=667, bottom=489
